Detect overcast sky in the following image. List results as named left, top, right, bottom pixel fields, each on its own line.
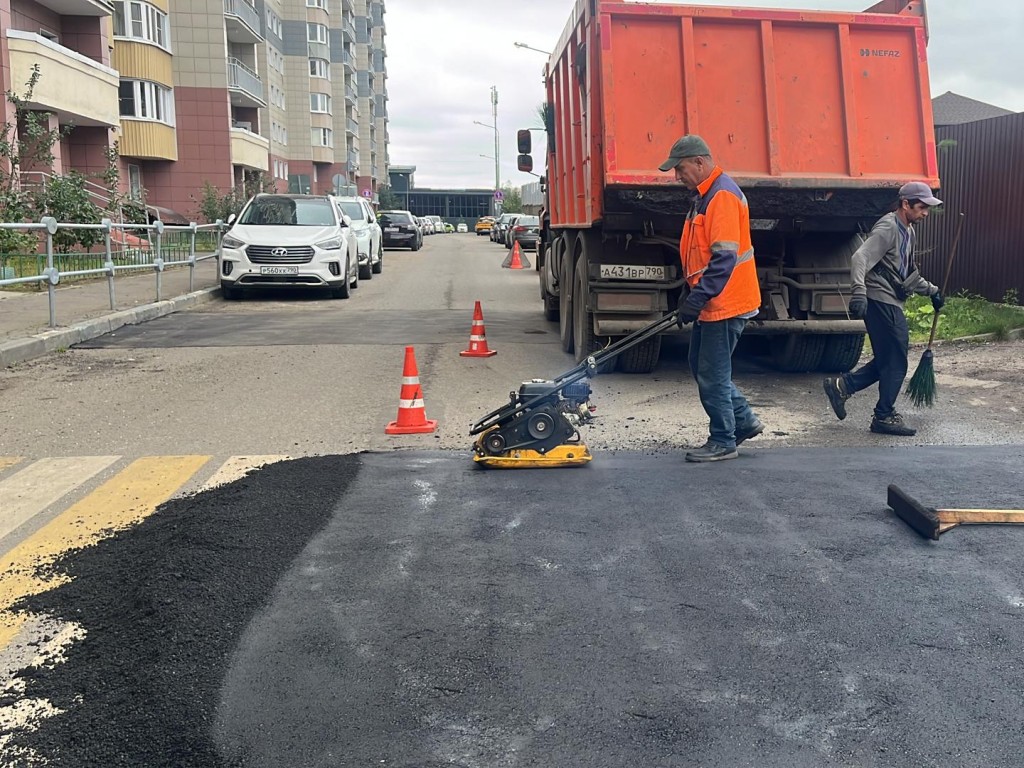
left=384, top=0, right=1024, bottom=190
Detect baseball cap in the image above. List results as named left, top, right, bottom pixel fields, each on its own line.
left=658, top=135, right=712, bottom=172
left=899, top=181, right=942, bottom=206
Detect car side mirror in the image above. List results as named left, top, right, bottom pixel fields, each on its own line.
left=340, top=214, right=352, bottom=228
left=227, top=213, right=236, bottom=225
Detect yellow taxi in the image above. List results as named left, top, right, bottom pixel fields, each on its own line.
left=475, top=216, right=495, bottom=236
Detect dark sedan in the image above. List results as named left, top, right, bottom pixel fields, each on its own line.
left=509, top=215, right=540, bottom=251
left=378, top=210, right=422, bottom=251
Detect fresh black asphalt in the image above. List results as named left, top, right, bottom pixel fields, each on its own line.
left=7, top=447, right=1024, bottom=767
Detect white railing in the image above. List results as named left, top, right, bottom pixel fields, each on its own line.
left=0, top=217, right=226, bottom=328
left=18, top=170, right=162, bottom=224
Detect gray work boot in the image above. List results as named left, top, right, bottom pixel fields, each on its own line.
left=735, top=418, right=764, bottom=446
left=870, top=412, right=917, bottom=436
left=685, top=441, right=738, bottom=463
left=823, top=377, right=849, bottom=421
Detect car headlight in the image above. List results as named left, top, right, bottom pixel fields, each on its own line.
left=221, top=234, right=246, bottom=249
left=316, top=238, right=343, bottom=250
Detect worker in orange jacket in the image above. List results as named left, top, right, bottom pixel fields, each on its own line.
left=660, top=135, right=763, bottom=462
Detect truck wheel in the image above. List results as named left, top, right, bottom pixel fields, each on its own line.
left=558, top=238, right=574, bottom=353
left=819, top=333, right=865, bottom=372
left=541, top=240, right=559, bottom=321
left=573, top=253, right=616, bottom=373
left=618, top=336, right=662, bottom=374
left=770, top=334, right=826, bottom=372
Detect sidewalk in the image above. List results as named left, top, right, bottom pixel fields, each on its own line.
left=0, top=259, right=221, bottom=368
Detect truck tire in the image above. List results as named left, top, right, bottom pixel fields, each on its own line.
left=618, top=336, right=662, bottom=374
left=541, top=239, right=559, bottom=321
left=819, top=333, right=865, bottom=373
left=558, top=236, right=575, bottom=353
left=573, top=252, right=617, bottom=373
left=769, top=334, right=825, bottom=372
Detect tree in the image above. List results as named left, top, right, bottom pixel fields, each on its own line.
left=377, top=185, right=402, bottom=210
left=193, top=171, right=274, bottom=223
left=500, top=183, right=523, bottom=214
left=30, top=172, right=102, bottom=252
left=0, top=65, right=70, bottom=253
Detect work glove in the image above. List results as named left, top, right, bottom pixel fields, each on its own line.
left=676, top=292, right=703, bottom=328
left=848, top=296, right=867, bottom=320
left=931, top=291, right=945, bottom=311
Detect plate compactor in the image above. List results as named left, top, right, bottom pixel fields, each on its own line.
left=470, top=312, right=680, bottom=468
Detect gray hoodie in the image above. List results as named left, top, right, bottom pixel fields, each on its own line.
left=850, top=212, right=938, bottom=307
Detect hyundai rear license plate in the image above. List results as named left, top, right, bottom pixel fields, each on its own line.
left=599, top=264, right=666, bottom=280
left=260, top=266, right=299, bottom=275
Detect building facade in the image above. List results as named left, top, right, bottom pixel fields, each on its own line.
left=0, top=0, right=389, bottom=221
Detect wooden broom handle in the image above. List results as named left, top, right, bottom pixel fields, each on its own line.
left=927, top=212, right=966, bottom=347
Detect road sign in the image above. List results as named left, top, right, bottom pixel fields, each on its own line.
left=494, top=190, right=504, bottom=202
left=362, top=189, right=372, bottom=198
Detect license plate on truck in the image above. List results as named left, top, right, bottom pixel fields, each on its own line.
left=599, top=264, right=666, bottom=280
left=259, top=266, right=299, bottom=275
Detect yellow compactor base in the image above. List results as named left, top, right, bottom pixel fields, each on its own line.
left=472, top=443, right=593, bottom=469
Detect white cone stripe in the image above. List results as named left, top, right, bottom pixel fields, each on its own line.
left=399, top=399, right=426, bottom=409
left=401, top=376, right=422, bottom=385
left=469, top=335, right=486, bottom=341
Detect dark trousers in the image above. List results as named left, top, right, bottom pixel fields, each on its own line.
left=842, top=300, right=908, bottom=420
left=688, top=317, right=757, bottom=449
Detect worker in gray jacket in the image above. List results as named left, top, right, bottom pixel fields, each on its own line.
left=822, top=182, right=944, bottom=436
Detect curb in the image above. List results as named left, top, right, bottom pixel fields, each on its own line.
left=916, top=326, right=1024, bottom=348
left=0, top=286, right=221, bottom=369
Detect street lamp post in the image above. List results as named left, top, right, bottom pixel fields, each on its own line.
left=513, top=42, right=551, bottom=56
left=473, top=85, right=500, bottom=215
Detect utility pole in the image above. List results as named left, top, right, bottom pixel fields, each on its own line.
left=491, top=85, right=500, bottom=216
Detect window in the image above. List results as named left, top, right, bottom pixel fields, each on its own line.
left=119, top=80, right=175, bottom=125
left=38, top=28, right=59, bottom=43
left=307, top=23, right=328, bottom=44
left=306, top=0, right=326, bottom=7
left=309, top=58, right=330, bottom=79
left=265, top=9, right=282, bottom=37
left=309, top=93, right=331, bottom=114
left=128, top=164, right=143, bottom=201
left=111, top=1, right=170, bottom=51
left=269, top=47, right=285, bottom=74
left=311, top=127, right=333, bottom=148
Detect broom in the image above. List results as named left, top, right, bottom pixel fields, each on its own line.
left=905, top=211, right=965, bottom=407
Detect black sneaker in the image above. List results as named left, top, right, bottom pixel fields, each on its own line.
left=870, top=412, right=917, bottom=436
left=735, top=418, right=764, bottom=446
left=823, top=377, right=849, bottom=421
left=685, top=441, right=738, bottom=463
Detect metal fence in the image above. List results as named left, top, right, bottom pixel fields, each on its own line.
left=0, top=217, right=225, bottom=329
left=917, top=111, right=1024, bottom=303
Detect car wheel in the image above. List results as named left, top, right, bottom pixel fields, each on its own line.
left=411, top=239, right=421, bottom=251
left=221, top=281, right=241, bottom=301
left=359, top=255, right=373, bottom=281
left=349, top=254, right=359, bottom=289
left=372, top=242, right=383, bottom=273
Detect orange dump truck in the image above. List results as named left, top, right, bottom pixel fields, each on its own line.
left=519, top=0, right=938, bottom=373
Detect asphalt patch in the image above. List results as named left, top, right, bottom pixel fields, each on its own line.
left=4, top=454, right=360, bottom=768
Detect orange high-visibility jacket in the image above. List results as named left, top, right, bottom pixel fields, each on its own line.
left=679, top=166, right=761, bottom=322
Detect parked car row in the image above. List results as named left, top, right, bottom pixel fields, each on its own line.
left=410, top=214, right=459, bottom=236
left=486, top=212, right=540, bottom=251
left=218, top=193, right=384, bottom=300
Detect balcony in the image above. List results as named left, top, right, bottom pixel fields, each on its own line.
left=120, top=120, right=177, bottom=161
left=342, top=48, right=355, bottom=72
left=230, top=127, right=270, bottom=171
left=34, top=0, right=110, bottom=15
left=344, top=84, right=357, bottom=105
left=346, top=118, right=358, bottom=136
left=224, top=0, right=263, bottom=45
left=227, top=58, right=266, bottom=108
left=347, top=150, right=359, bottom=172
left=6, top=30, right=119, bottom=127
left=341, top=0, right=353, bottom=10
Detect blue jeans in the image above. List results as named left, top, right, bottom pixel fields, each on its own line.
left=688, top=317, right=757, bottom=449
left=842, top=300, right=908, bottom=420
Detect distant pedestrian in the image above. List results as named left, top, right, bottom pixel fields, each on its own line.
left=822, top=182, right=945, bottom=436
left=659, top=135, right=763, bottom=462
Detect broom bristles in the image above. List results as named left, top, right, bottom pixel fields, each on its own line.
left=905, top=348, right=936, bottom=407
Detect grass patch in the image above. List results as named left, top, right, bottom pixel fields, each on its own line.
left=904, top=293, right=1024, bottom=343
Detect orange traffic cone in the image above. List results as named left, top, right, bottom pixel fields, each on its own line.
left=460, top=300, right=497, bottom=357
left=385, top=346, right=438, bottom=434
left=504, top=240, right=531, bottom=270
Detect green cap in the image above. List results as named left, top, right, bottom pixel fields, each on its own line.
left=658, top=135, right=712, bottom=171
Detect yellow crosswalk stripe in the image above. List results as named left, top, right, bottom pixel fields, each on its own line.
left=0, top=458, right=23, bottom=473
left=0, top=457, right=121, bottom=542
left=200, top=455, right=291, bottom=491
left=0, top=455, right=211, bottom=650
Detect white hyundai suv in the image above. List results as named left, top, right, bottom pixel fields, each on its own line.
left=333, top=196, right=382, bottom=280
left=219, top=194, right=359, bottom=300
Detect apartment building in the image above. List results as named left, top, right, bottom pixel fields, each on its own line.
left=0, top=0, right=389, bottom=220
left=0, top=0, right=119, bottom=184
